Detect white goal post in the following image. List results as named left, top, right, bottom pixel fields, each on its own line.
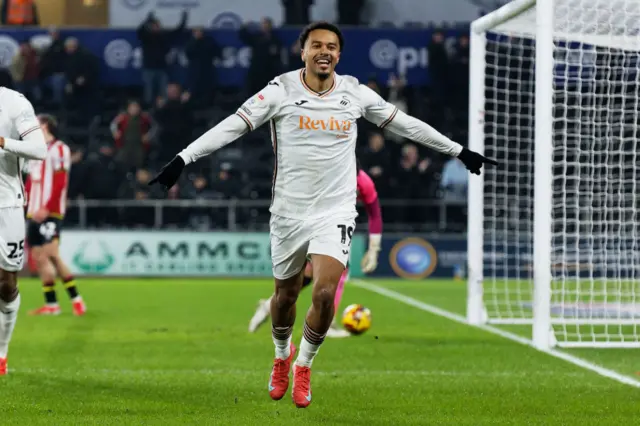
left=467, top=0, right=640, bottom=348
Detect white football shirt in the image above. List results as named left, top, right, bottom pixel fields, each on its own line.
left=0, top=88, right=41, bottom=208
left=236, top=69, right=398, bottom=220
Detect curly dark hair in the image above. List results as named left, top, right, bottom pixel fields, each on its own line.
left=298, top=21, right=344, bottom=51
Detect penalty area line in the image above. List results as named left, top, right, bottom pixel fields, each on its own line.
left=351, top=279, right=640, bottom=389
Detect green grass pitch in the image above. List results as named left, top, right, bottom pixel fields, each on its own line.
left=2, top=277, right=639, bottom=425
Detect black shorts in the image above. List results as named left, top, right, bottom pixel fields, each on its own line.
left=26, top=218, right=62, bottom=247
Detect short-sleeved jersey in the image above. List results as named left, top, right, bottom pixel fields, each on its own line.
left=26, top=140, right=71, bottom=218
left=236, top=69, right=397, bottom=220
left=0, top=87, right=40, bottom=208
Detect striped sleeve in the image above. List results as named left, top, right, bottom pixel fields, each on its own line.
left=235, top=78, right=286, bottom=131
left=360, top=84, right=399, bottom=129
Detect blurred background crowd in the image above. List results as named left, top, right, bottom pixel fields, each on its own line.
left=1, top=0, right=494, bottom=232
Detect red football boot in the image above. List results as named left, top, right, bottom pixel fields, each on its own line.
left=28, top=305, right=61, bottom=316
left=72, top=299, right=86, bottom=316
left=292, top=364, right=313, bottom=408
left=268, top=343, right=296, bottom=400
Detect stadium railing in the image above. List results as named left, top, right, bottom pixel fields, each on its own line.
left=66, top=199, right=467, bottom=232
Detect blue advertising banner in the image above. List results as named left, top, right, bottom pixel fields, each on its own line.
left=371, top=236, right=467, bottom=280
left=372, top=235, right=639, bottom=280
left=0, top=28, right=465, bottom=87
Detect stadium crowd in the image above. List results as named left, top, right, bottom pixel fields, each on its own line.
left=1, top=11, right=472, bottom=231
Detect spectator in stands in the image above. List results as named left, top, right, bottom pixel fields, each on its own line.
left=440, top=157, right=468, bottom=202
left=239, top=18, right=283, bottom=95
left=287, top=39, right=302, bottom=71
left=337, top=0, right=366, bottom=25
left=181, top=174, right=216, bottom=199
left=39, top=29, right=66, bottom=105
left=1, top=0, right=38, bottom=26
left=394, top=144, right=431, bottom=197
left=82, top=149, right=121, bottom=200
left=394, top=143, right=434, bottom=226
left=361, top=132, right=391, bottom=196
left=384, top=73, right=408, bottom=143
left=451, top=34, right=470, bottom=108
left=118, top=169, right=156, bottom=227
left=9, top=41, right=41, bottom=102
left=185, top=27, right=220, bottom=108
left=62, top=37, right=100, bottom=119
left=365, top=75, right=382, bottom=95
left=110, top=100, right=156, bottom=173
left=428, top=30, right=450, bottom=110
left=132, top=169, right=152, bottom=200
left=209, top=164, right=243, bottom=200
left=67, top=144, right=87, bottom=200
left=154, top=83, right=193, bottom=164
left=281, top=0, right=313, bottom=25
left=137, top=11, right=188, bottom=106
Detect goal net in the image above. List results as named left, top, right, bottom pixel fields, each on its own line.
left=467, top=0, right=640, bottom=348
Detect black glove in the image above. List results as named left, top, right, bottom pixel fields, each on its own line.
left=149, top=155, right=185, bottom=190
left=457, top=147, right=498, bottom=175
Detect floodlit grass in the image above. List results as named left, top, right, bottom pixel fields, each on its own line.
left=2, top=278, right=639, bottom=425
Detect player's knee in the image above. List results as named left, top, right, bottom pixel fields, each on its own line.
left=311, top=285, right=334, bottom=311
left=0, top=271, right=18, bottom=302
left=274, top=285, right=298, bottom=309
left=49, top=253, right=63, bottom=269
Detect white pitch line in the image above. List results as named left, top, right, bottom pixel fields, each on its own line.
left=351, top=279, right=640, bottom=389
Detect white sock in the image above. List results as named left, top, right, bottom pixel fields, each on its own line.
left=0, top=294, right=21, bottom=359
left=272, top=325, right=292, bottom=360
left=295, top=322, right=325, bottom=368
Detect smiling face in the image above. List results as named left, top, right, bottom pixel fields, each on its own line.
left=302, top=29, right=341, bottom=80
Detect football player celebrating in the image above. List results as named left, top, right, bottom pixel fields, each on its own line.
left=150, top=21, right=496, bottom=407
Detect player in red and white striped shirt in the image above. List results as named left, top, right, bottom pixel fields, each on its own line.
left=25, top=114, right=86, bottom=316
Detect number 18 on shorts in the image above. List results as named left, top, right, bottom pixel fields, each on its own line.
left=270, top=214, right=356, bottom=280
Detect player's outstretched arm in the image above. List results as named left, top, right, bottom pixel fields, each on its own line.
left=385, top=110, right=497, bottom=175
left=148, top=114, right=249, bottom=189
left=360, top=85, right=497, bottom=175
left=150, top=79, right=286, bottom=189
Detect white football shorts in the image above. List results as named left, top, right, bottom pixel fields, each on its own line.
left=0, top=207, right=25, bottom=272
left=270, top=213, right=357, bottom=280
